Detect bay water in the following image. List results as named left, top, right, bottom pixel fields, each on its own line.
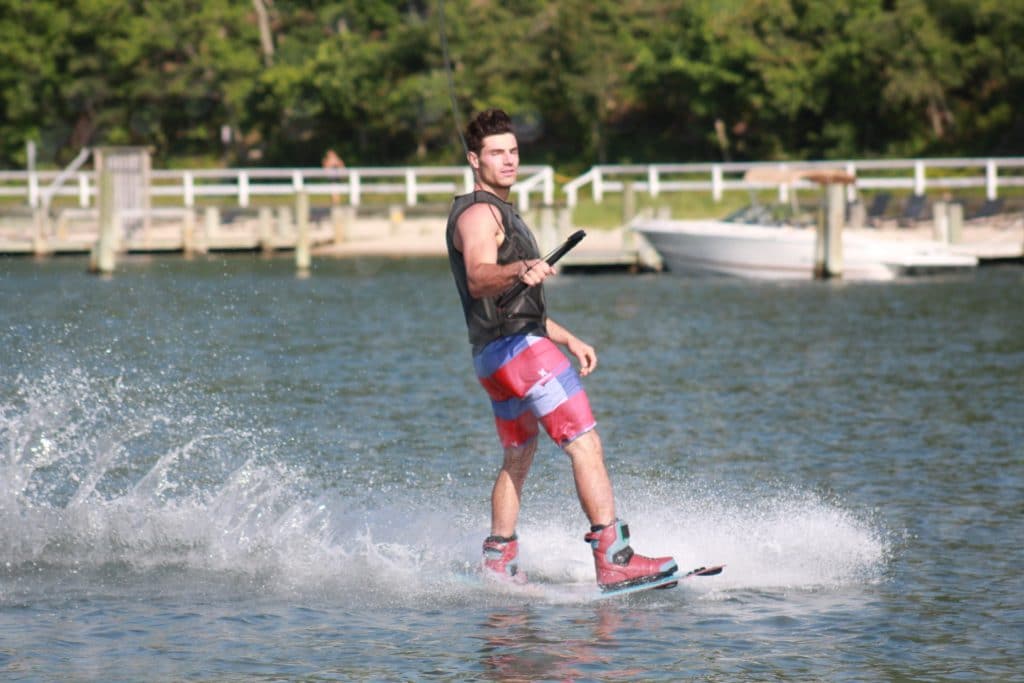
left=1, top=255, right=1021, bottom=681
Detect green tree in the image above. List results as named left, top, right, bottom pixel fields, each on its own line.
left=1, top=0, right=1021, bottom=169
left=931, top=0, right=1024, bottom=154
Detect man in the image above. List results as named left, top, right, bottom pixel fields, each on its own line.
left=445, top=109, right=677, bottom=591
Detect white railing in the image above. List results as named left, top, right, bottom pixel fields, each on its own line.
left=4, top=158, right=1022, bottom=212
left=562, top=157, right=1024, bottom=207
left=0, top=164, right=555, bottom=211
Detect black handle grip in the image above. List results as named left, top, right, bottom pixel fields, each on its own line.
left=495, top=230, right=586, bottom=308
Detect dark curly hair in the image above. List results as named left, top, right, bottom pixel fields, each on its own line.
left=465, top=109, right=514, bottom=154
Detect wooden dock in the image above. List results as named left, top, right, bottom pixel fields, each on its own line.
left=1, top=204, right=1018, bottom=270
left=0, top=204, right=662, bottom=271
left=0, top=205, right=338, bottom=257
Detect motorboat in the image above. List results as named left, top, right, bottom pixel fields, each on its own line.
left=633, top=218, right=979, bottom=281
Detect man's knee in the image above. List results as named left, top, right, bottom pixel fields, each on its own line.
left=502, top=438, right=538, bottom=469
left=564, top=429, right=603, bottom=462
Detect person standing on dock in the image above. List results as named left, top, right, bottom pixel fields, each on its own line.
left=321, top=149, right=345, bottom=205
left=445, top=109, right=677, bottom=591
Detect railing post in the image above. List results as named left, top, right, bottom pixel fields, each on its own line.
left=914, top=160, right=926, bottom=196
left=986, top=159, right=998, bottom=200
left=544, top=167, right=554, bottom=206
left=239, top=171, right=250, bottom=207
left=351, top=171, right=361, bottom=207
left=712, top=164, right=723, bottom=202
left=648, top=166, right=660, bottom=198
left=845, top=163, right=857, bottom=203
left=184, top=172, right=194, bottom=208
left=593, top=168, right=604, bottom=203
left=463, top=168, right=474, bottom=193
left=28, top=171, right=40, bottom=207
left=78, top=173, right=90, bottom=207
left=517, top=187, right=529, bottom=213
left=405, top=168, right=417, bottom=206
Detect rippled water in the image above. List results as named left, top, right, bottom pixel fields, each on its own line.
left=2, top=255, right=1022, bottom=681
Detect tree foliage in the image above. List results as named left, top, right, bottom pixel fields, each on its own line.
left=1, top=0, right=1021, bottom=169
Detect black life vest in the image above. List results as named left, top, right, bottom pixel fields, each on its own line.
left=446, top=190, right=547, bottom=352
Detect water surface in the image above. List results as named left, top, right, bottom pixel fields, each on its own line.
left=2, top=255, right=1021, bottom=680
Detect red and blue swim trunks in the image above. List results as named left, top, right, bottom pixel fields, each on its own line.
left=473, top=333, right=596, bottom=448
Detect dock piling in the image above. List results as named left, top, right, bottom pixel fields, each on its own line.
left=948, top=202, right=963, bottom=243
left=295, top=191, right=311, bottom=272
left=90, top=168, right=117, bottom=274
left=814, top=183, right=845, bottom=279
left=389, top=205, right=404, bottom=235
left=204, top=207, right=219, bottom=246
left=32, top=208, right=50, bottom=257
left=933, top=201, right=949, bottom=242
left=258, top=207, right=274, bottom=254
left=331, top=206, right=350, bottom=244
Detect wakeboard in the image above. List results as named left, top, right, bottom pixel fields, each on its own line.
left=593, top=564, right=725, bottom=599
left=468, top=564, right=724, bottom=601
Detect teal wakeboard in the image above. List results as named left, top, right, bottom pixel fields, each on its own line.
left=593, top=564, right=725, bottom=599
left=469, top=564, right=724, bottom=601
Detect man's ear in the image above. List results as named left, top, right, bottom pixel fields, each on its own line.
left=467, top=151, right=479, bottom=169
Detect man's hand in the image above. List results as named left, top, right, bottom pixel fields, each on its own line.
left=518, top=258, right=556, bottom=288
left=565, top=335, right=597, bottom=377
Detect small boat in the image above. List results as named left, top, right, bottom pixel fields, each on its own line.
left=633, top=219, right=978, bottom=281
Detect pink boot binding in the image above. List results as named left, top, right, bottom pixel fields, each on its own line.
left=482, top=533, right=526, bottom=584
left=584, top=520, right=677, bottom=591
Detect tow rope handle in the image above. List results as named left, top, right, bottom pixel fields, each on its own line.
left=495, top=230, right=586, bottom=309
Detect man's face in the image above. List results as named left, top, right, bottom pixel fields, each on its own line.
left=469, top=132, right=519, bottom=190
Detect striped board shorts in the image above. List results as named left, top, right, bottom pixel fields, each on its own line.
left=473, top=333, right=596, bottom=449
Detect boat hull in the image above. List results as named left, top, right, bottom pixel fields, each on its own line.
left=635, top=220, right=978, bottom=281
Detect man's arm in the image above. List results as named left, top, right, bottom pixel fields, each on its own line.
left=455, top=202, right=555, bottom=299
left=547, top=317, right=598, bottom=377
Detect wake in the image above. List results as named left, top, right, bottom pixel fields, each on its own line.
left=1, top=371, right=891, bottom=608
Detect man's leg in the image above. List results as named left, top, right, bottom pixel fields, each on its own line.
left=564, top=429, right=678, bottom=590
left=490, top=438, right=538, bottom=537
left=482, top=438, right=537, bottom=582
left=562, top=429, right=616, bottom=527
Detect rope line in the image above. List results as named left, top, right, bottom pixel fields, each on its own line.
left=437, top=0, right=468, bottom=157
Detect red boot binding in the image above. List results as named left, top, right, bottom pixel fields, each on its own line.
left=482, top=533, right=526, bottom=584
left=584, top=520, right=677, bottom=591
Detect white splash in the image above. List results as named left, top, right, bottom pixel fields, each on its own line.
left=1, top=371, right=891, bottom=608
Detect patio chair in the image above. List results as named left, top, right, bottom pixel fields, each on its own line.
left=897, top=194, right=928, bottom=227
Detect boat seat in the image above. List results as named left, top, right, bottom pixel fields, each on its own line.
left=971, top=197, right=1004, bottom=219
left=866, top=192, right=892, bottom=227
left=897, top=194, right=928, bottom=227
